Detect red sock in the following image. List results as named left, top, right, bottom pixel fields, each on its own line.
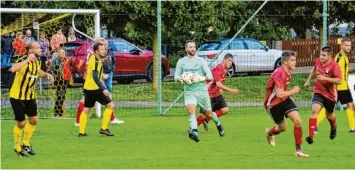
left=294, top=126, right=303, bottom=145
left=308, top=118, right=317, bottom=137
left=215, top=110, right=224, bottom=117
left=196, top=115, right=204, bottom=126
left=76, top=101, right=84, bottom=123
left=268, top=125, right=280, bottom=136
left=110, top=112, right=115, bottom=121
left=327, top=115, right=337, bottom=130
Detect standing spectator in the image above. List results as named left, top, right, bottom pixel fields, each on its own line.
left=39, top=32, right=50, bottom=71
left=12, top=32, right=26, bottom=62
left=67, top=27, right=77, bottom=42
left=50, top=28, right=66, bottom=52
left=23, top=29, right=35, bottom=44
left=49, top=48, right=72, bottom=117
left=1, top=33, right=13, bottom=67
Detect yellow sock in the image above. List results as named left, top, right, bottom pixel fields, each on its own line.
left=317, top=108, right=326, bottom=126
left=23, top=122, right=36, bottom=146
left=346, top=109, right=355, bottom=130
left=79, top=112, right=88, bottom=134
left=13, top=125, right=23, bottom=152
left=101, top=108, right=113, bottom=130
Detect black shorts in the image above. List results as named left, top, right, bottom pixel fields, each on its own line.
left=10, top=98, right=37, bottom=121
left=267, top=97, right=298, bottom=124
left=200, top=95, right=228, bottom=113
left=312, top=93, right=336, bottom=113
left=338, top=89, right=353, bottom=104
left=83, top=89, right=111, bottom=108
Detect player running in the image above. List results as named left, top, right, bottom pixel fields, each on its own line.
left=174, top=40, right=223, bottom=142
left=197, top=53, right=239, bottom=135
left=264, top=51, right=309, bottom=158
left=304, top=46, right=342, bottom=144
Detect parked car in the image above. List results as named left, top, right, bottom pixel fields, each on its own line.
left=197, top=38, right=283, bottom=77
left=50, top=38, right=170, bottom=84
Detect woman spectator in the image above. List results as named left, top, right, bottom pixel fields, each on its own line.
left=50, top=28, right=66, bottom=52
left=12, top=32, right=26, bottom=62
left=39, top=32, right=50, bottom=71
left=67, top=27, right=77, bottom=42
left=49, top=48, right=73, bottom=117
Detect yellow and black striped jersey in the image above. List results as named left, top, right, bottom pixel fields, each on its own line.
left=83, top=55, right=103, bottom=90
left=334, top=52, right=349, bottom=90
left=9, top=56, right=41, bottom=100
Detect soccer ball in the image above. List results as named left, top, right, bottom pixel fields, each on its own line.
left=180, top=72, right=194, bottom=84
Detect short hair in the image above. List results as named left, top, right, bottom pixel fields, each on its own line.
left=342, top=38, right=351, bottom=44
left=321, top=46, right=333, bottom=54
left=95, top=37, right=106, bottom=43
left=26, top=41, right=37, bottom=51
left=93, top=43, right=104, bottom=52
left=26, top=29, right=31, bottom=34
left=281, top=50, right=297, bottom=63
left=40, top=31, right=46, bottom=37
left=224, top=53, right=234, bottom=60
left=185, top=40, right=196, bottom=47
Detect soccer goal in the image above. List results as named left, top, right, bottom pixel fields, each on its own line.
left=1, top=8, right=102, bottom=119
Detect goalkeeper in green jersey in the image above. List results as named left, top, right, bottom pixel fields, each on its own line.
left=174, top=40, right=224, bottom=142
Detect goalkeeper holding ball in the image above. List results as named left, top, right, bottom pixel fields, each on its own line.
left=174, top=40, right=223, bottom=142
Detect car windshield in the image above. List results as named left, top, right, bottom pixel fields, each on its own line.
left=112, top=40, right=140, bottom=52
left=198, top=42, right=222, bottom=51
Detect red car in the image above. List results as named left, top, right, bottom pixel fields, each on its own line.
left=58, top=38, right=170, bottom=84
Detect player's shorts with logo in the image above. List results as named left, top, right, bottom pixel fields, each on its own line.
left=10, top=98, right=37, bottom=121
left=83, top=89, right=111, bottom=108
left=312, top=93, right=336, bottom=113
left=266, top=97, right=298, bottom=124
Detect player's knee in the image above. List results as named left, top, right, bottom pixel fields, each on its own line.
left=293, top=119, right=302, bottom=127
left=29, top=117, right=38, bottom=125
left=17, top=121, right=26, bottom=128
left=347, top=103, right=354, bottom=110
left=206, top=111, right=213, bottom=118
left=107, top=103, right=115, bottom=109
left=222, top=107, right=229, bottom=114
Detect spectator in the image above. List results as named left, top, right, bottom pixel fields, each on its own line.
left=12, top=32, right=26, bottom=61
left=23, top=29, right=35, bottom=44
left=39, top=32, right=50, bottom=71
left=1, top=33, right=13, bottom=67
left=50, top=28, right=66, bottom=52
left=67, top=27, right=77, bottom=42
left=49, top=48, right=73, bottom=117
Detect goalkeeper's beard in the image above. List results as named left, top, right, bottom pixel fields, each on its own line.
left=187, top=51, right=196, bottom=56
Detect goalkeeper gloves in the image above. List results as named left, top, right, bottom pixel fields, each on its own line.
left=192, top=73, right=206, bottom=82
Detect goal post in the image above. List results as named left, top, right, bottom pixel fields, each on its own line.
left=1, top=8, right=102, bottom=118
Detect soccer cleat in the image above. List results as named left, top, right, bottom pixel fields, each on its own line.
left=74, top=122, right=80, bottom=127
left=21, top=145, right=36, bottom=155
left=188, top=129, right=200, bottom=142
left=314, top=127, right=318, bottom=134
left=217, top=124, right=225, bottom=137
left=14, top=149, right=28, bottom=157
left=330, top=129, right=336, bottom=140
left=306, top=136, right=314, bottom=144
left=111, top=118, right=124, bottom=125
left=295, top=151, right=309, bottom=158
left=265, top=129, right=276, bottom=147
left=100, top=129, right=114, bottom=136
left=349, top=129, right=355, bottom=133
left=78, top=133, right=88, bottom=137
left=202, top=120, right=209, bottom=131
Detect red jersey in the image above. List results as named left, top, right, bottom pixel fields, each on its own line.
left=207, top=64, right=227, bottom=98
left=264, top=66, right=291, bottom=109
left=313, top=58, right=341, bottom=101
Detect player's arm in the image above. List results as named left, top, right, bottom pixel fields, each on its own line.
left=273, top=75, right=300, bottom=98
left=215, top=82, right=239, bottom=95
left=9, top=54, right=35, bottom=73
left=39, top=70, right=54, bottom=82
left=304, top=66, right=316, bottom=88
left=174, top=59, right=182, bottom=81
left=317, top=65, right=342, bottom=85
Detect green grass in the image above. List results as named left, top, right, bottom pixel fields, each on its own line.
left=1, top=73, right=313, bottom=103
left=1, top=107, right=355, bottom=169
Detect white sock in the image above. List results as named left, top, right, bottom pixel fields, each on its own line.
left=189, top=114, right=198, bottom=132
left=212, top=112, right=221, bottom=126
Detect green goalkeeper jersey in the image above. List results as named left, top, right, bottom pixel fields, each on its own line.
left=174, top=56, right=213, bottom=92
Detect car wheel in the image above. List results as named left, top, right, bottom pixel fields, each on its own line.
left=227, top=64, right=235, bottom=78
left=117, top=79, right=134, bottom=84
left=146, top=64, right=165, bottom=83
left=274, top=58, right=281, bottom=70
